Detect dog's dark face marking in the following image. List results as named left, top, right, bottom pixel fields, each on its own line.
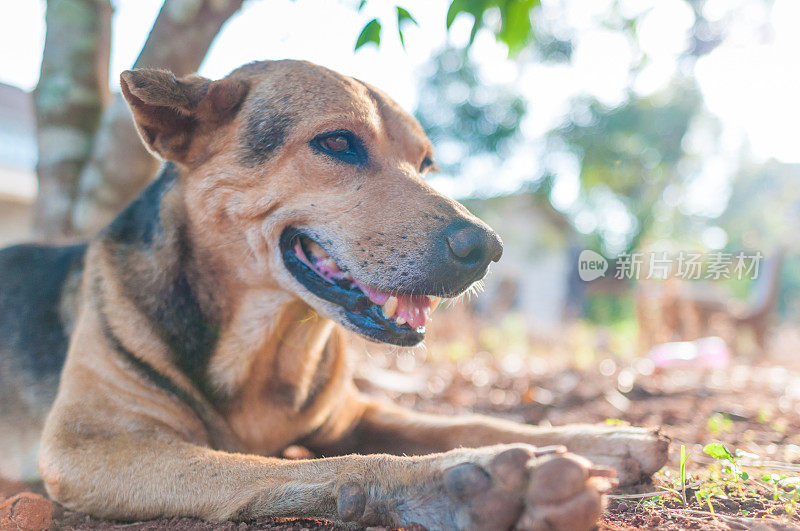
left=235, top=62, right=298, bottom=167
left=239, top=98, right=294, bottom=167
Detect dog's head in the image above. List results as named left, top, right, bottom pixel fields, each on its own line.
left=120, top=60, right=502, bottom=346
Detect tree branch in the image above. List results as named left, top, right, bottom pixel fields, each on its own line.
left=34, top=0, right=111, bottom=240
left=72, top=0, right=245, bottom=236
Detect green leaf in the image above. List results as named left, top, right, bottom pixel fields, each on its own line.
left=396, top=6, right=417, bottom=26
left=355, top=18, right=382, bottom=51
left=703, top=443, right=734, bottom=461
left=446, top=0, right=467, bottom=29
left=739, top=471, right=749, bottom=480
left=445, top=0, right=486, bottom=47
left=467, top=16, right=482, bottom=46
left=396, top=6, right=418, bottom=48
left=680, top=445, right=687, bottom=479
left=446, top=0, right=541, bottom=54
left=357, top=0, right=367, bottom=11
left=497, top=0, right=538, bottom=55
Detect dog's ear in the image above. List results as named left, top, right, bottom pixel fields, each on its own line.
left=120, top=68, right=248, bottom=162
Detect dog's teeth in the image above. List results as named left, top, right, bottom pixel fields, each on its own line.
left=382, top=296, right=398, bottom=318
left=306, top=240, right=327, bottom=259
left=320, top=258, right=340, bottom=272
left=427, top=296, right=442, bottom=311
left=395, top=316, right=406, bottom=325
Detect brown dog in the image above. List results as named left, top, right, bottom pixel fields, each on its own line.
left=0, top=60, right=668, bottom=529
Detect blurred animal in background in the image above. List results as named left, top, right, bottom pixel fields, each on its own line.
left=637, top=247, right=785, bottom=358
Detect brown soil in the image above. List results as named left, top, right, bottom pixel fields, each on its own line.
left=4, top=322, right=800, bottom=530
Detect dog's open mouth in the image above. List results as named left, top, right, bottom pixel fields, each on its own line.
left=280, top=228, right=442, bottom=346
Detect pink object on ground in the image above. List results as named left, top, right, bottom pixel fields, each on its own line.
left=647, top=336, right=731, bottom=370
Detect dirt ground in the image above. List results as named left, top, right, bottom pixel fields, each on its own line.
left=4, top=317, right=800, bottom=530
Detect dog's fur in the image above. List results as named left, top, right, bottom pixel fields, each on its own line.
left=0, top=60, right=668, bottom=529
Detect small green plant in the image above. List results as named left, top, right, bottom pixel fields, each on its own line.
left=695, top=484, right=723, bottom=514
left=703, top=443, right=748, bottom=495
left=679, top=444, right=688, bottom=507
left=641, top=495, right=662, bottom=510
left=762, top=473, right=787, bottom=501
left=784, top=484, right=800, bottom=515
left=761, top=474, right=800, bottom=514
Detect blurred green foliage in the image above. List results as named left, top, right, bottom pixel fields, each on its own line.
left=555, top=83, right=703, bottom=253
left=414, top=48, right=526, bottom=173
left=584, top=293, right=636, bottom=327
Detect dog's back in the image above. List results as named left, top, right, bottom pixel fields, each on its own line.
left=0, top=242, right=86, bottom=478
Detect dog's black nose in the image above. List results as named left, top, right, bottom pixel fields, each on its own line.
left=445, top=221, right=503, bottom=266
left=414, top=220, right=503, bottom=296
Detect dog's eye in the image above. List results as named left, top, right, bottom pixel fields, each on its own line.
left=420, top=157, right=439, bottom=174
left=312, top=130, right=366, bottom=166
left=320, top=135, right=350, bottom=153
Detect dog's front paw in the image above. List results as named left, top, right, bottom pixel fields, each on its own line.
left=563, top=425, right=670, bottom=486
left=442, top=446, right=611, bottom=530
left=333, top=445, right=612, bottom=530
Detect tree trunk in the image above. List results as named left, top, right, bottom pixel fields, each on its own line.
left=71, top=0, right=245, bottom=237
left=33, top=0, right=112, bottom=240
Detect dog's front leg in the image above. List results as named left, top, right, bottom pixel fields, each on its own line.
left=40, top=431, right=608, bottom=530
left=313, top=397, right=669, bottom=486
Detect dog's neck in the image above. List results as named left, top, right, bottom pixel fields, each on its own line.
left=100, top=163, right=337, bottom=409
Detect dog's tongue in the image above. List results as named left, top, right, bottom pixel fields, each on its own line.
left=354, top=283, right=433, bottom=329
left=294, top=239, right=440, bottom=329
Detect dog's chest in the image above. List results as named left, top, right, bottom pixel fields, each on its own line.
left=217, top=318, right=350, bottom=455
